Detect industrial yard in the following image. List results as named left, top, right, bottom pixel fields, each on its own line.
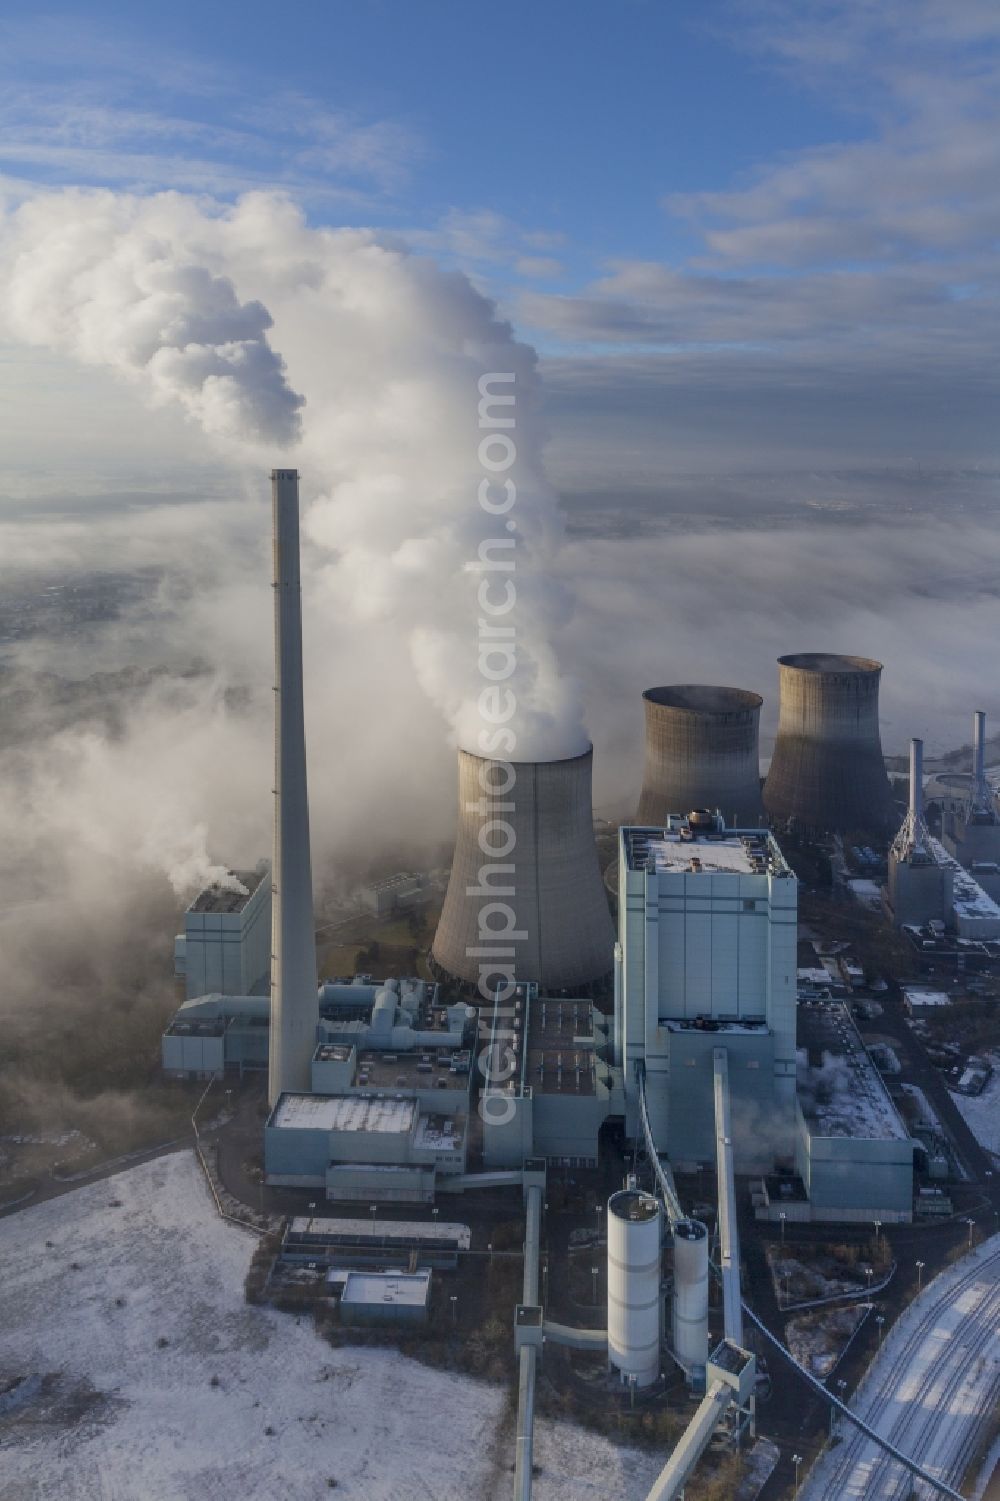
left=0, top=1151, right=668, bottom=1501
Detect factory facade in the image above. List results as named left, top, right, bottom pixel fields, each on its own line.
left=173, top=865, right=271, bottom=1002
left=161, top=477, right=919, bottom=1227
left=617, top=817, right=798, bottom=1173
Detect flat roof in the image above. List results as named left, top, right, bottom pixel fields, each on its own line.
left=797, top=1004, right=908, bottom=1141
left=289, top=1216, right=471, bottom=1249
left=188, top=867, right=265, bottom=915
left=526, top=997, right=596, bottom=1097
left=413, top=1113, right=464, bottom=1151
left=341, top=1270, right=431, bottom=1307
left=272, top=1094, right=416, bottom=1134
left=623, top=825, right=788, bottom=877
left=351, top=1048, right=471, bottom=1092
left=903, top=989, right=952, bottom=1007
left=929, top=838, right=1000, bottom=921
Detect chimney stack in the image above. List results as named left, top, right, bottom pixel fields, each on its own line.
left=268, top=469, right=319, bottom=1106
left=910, top=737, right=924, bottom=825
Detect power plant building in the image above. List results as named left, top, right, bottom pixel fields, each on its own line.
left=763, top=654, right=896, bottom=834
left=173, top=866, right=270, bottom=1001
left=888, top=738, right=1000, bottom=937
left=159, top=469, right=924, bottom=1230
left=480, top=985, right=619, bottom=1170
left=617, top=815, right=798, bottom=1172
left=941, top=713, right=1000, bottom=902
left=431, top=747, right=615, bottom=993
left=636, top=686, right=763, bottom=827
left=793, top=1002, right=914, bottom=1223
left=887, top=739, right=954, bottom=930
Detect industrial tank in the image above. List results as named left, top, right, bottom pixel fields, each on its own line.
left=431, top=746, right=615, bottom=992
left=762, top=653, right=895, bottom=833
left=607, top=1189, right=663, bottom=1388
left=671, top=1218, right=709, bottom=1376
left=637, top=685, right=764, bottom=828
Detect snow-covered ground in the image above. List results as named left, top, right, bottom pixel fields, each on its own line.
left=950, top=1055, right=1000, bottom=1159
left=801, top=1237, right=1000, bottom=1500
left=0, top=1151, right=666, bottom=1501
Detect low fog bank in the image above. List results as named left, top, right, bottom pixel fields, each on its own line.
left=3, top=490, right=1000, bottom=1145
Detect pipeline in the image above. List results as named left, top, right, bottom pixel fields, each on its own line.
left=712, top=1049, right=743, bottom=1346
left=635, top=1064, right=684, bottom=1225
left=513, top=1183, right=543, bottom=1501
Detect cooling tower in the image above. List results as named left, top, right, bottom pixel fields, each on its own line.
left=636, top=685, right=763, bottom=826
left=762, top=653, right=896, bottom=833
left=268, top=469, right=319, bottom=1106
left=431, top=746, right=615, bottom=993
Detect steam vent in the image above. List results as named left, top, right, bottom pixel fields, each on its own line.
left=432, top=746, right=615, bottom=992
left=636, top=685, right=764, bottom=827
left=763, top=653, right=896, bottom=834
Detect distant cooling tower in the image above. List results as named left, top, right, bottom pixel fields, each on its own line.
left=763, top=653, right=896, bottom=834
left=431, top=746, right=615, bottom=992
left=636, top=685, right=763, bottom=827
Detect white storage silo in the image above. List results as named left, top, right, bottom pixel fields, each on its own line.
left=607, top=1189, right=663, bottom=1389
left=671, top=1218, right=709, bottom=1377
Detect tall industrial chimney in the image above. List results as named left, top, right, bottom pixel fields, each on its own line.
left=889, top=737, right=952, bottom=927
left=636, top=685, right=763, bottom=827
left=268, top=469, right=319, bottom=1106
left=431, top=746, right=615, bottom=992
left=762, top=653, right=895, bottom=833
left=910, top=736, right=924, bottom=829
left=971, top=711, right=992, bottom=816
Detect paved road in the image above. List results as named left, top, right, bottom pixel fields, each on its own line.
left=0, top=1137, right=189, bottom=1220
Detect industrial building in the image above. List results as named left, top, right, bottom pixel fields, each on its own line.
left=480, top=984, right=619, bottom=1170
left=173, top=865, right=270, bottom=1001
left=161, top=974, right=471, bottom=1081
left=337, top=1270, right=432, bottom=1326
left=887, top=738, right=1000, bottom=937
left=763, top=653, right=896, bottom=833
left=265, top=1093, right=469, bottom=1203
left=940, top=712, right=1000, bottom=901
left=165, top=471, right=922, bottom=1239
left=887, top=739, right=954, bottom=930
left=636, top=685, right=764, bottom=828
left=791, top=1002, right=914, bottom=1223
left=360, top=871, right=429, bottom=916
left=616, top=815, right=798, bottom=1173
left=431, top=747, right=615, bottom=994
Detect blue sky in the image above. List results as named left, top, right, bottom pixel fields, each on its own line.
left=1, top=0, right=999, bottom=498
left=0, top=1, right=855, bottom=277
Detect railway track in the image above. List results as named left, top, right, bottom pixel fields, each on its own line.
left=805, top=1246, right=1000, bottom=1500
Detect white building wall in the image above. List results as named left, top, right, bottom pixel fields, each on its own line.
left=619, top=828, right=798, bottom=1166
left=183, top=872, right=271, bottom=1001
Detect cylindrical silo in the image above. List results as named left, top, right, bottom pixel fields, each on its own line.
left=636, top=686, right=763, bottom=828
left=671, top=1219, right=709, bottom=1377
left=607, top=1189, right=663, bottom=1389
left=762, top=653, right=896, bottom=833
left=431, top=746, right=615, bottom=992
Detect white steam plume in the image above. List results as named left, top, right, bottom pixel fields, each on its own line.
left=0, top=190, right=304, bottom=447
left=0, top=188, right=586, bottom=764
